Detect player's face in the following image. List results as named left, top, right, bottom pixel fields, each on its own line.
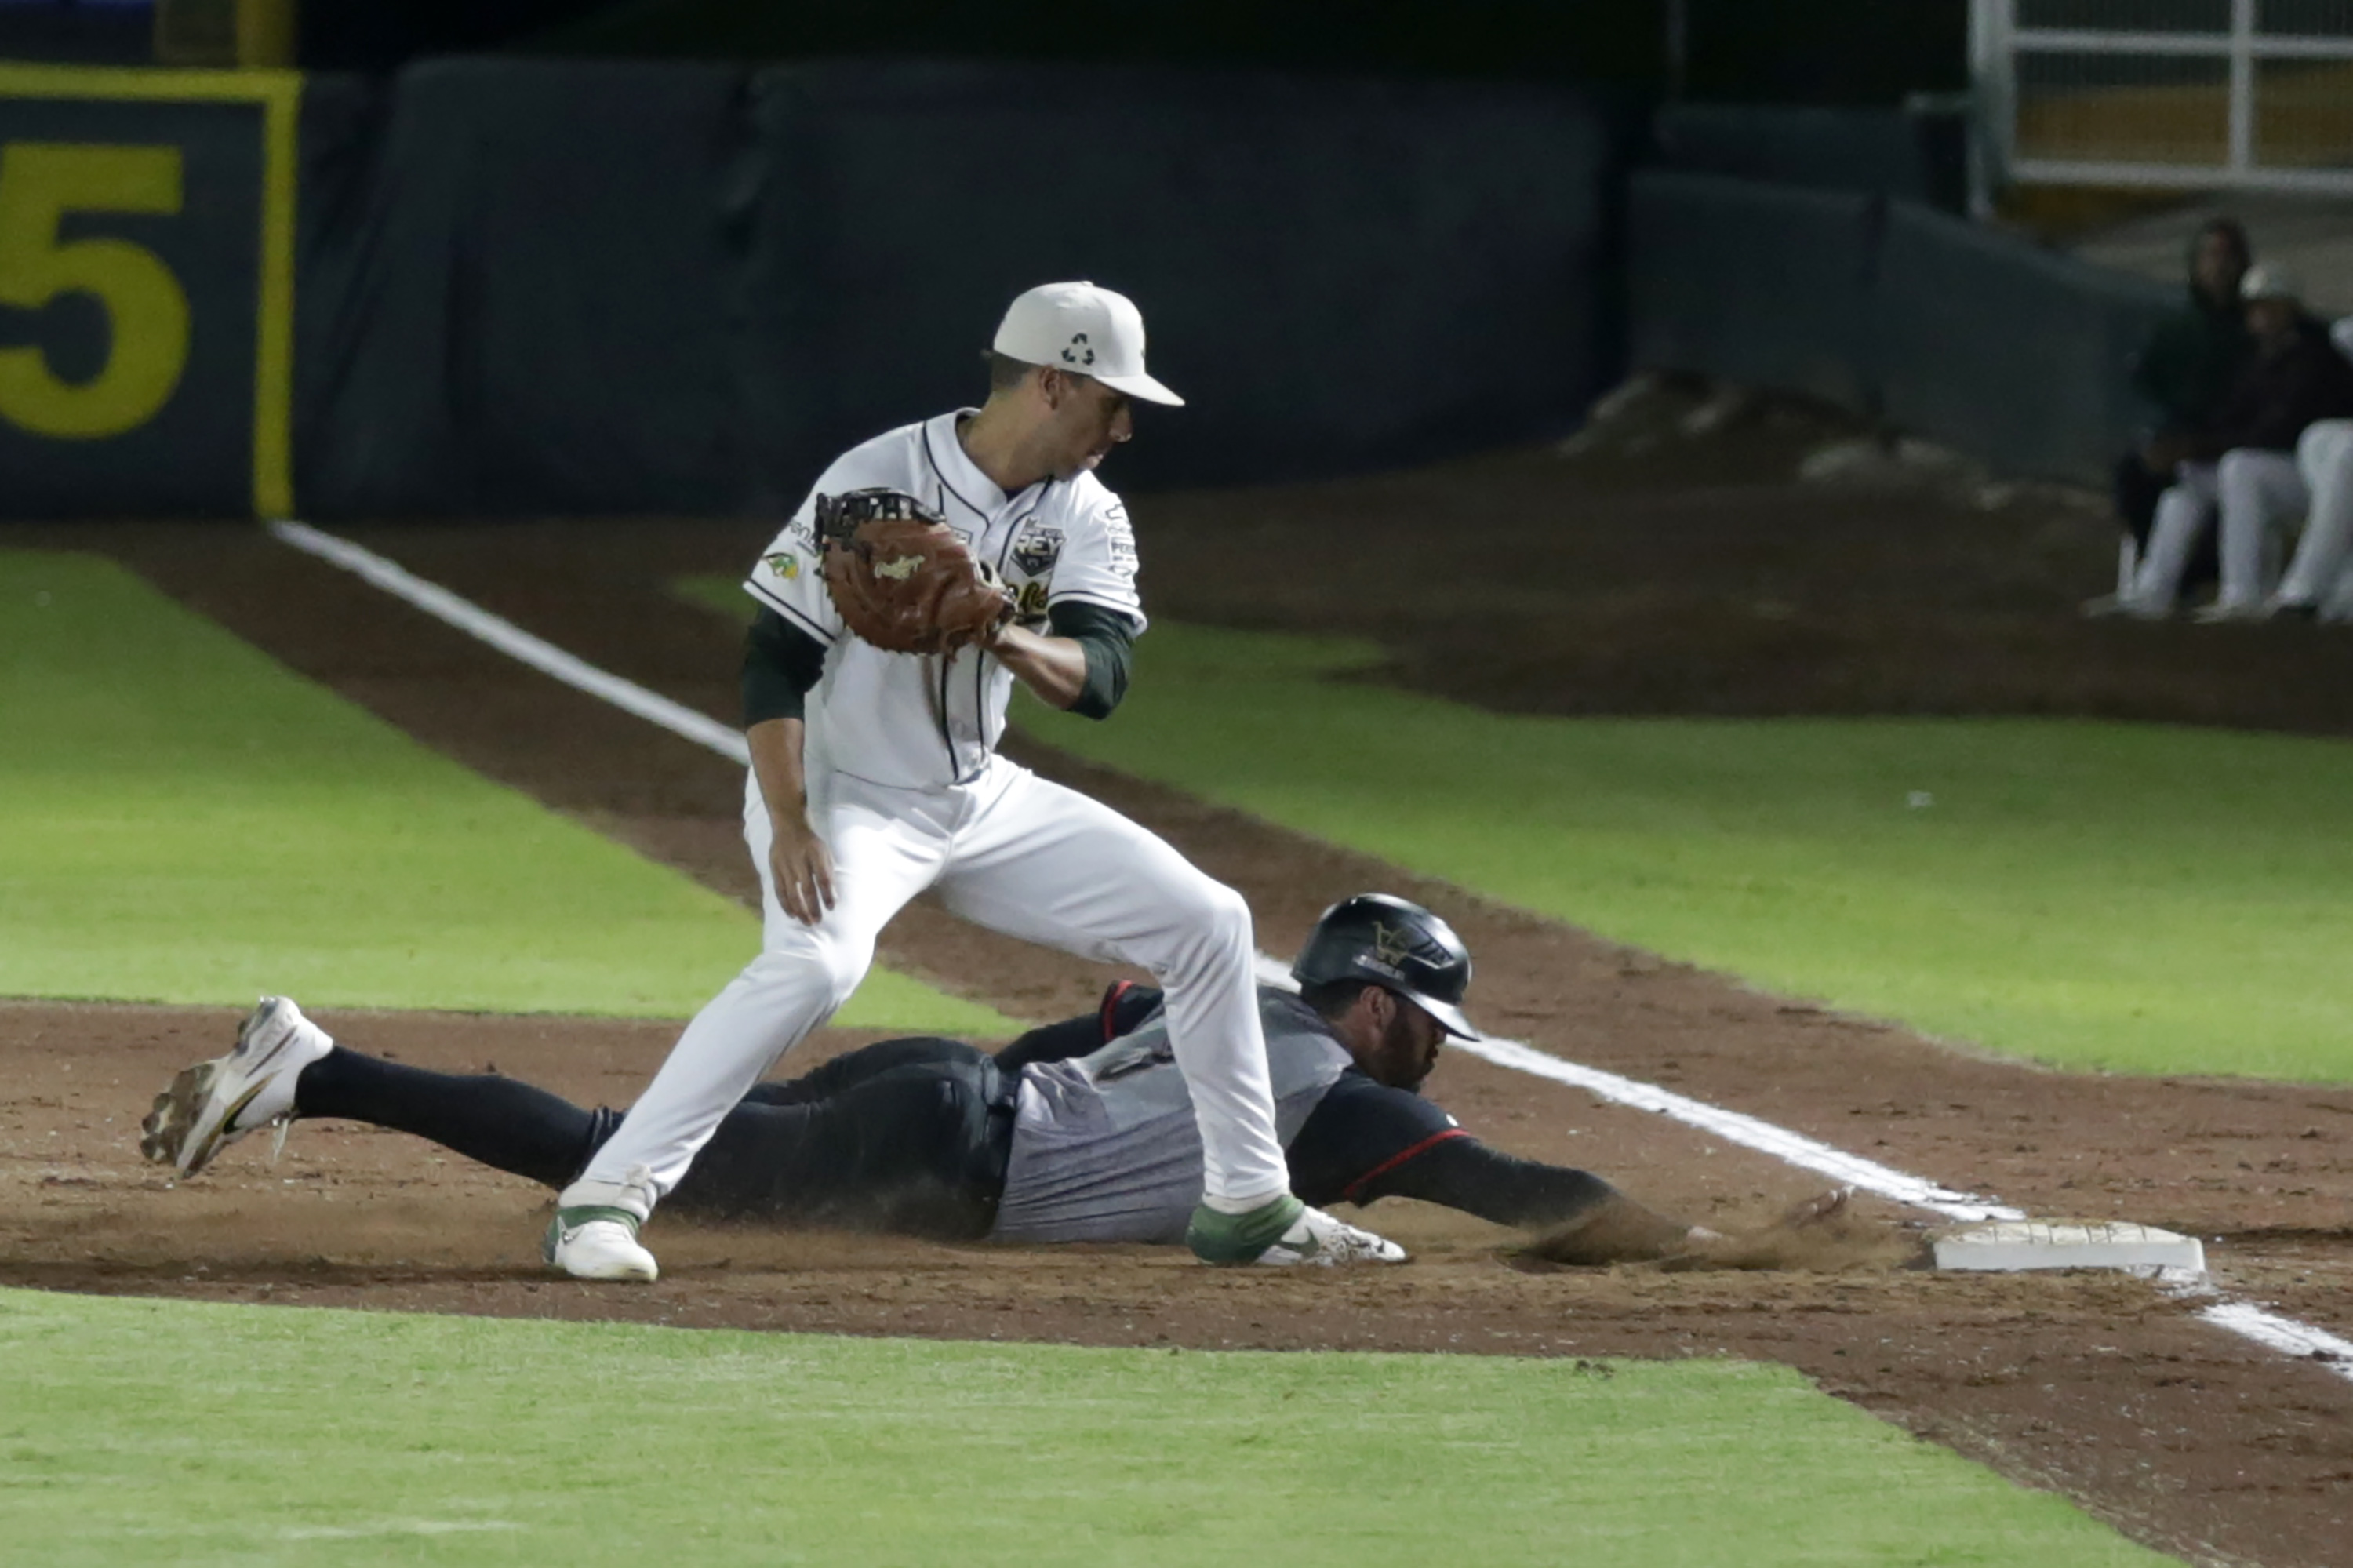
left=2192, top=231, right=2246, bottom=305
left=1046, top=373, right=1133, bottom=480
left=2246, top=297, right=2297, bottom=343
left=1369, top=993, right=1447, bottom=1091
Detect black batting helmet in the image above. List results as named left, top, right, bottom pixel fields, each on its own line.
left=1292, top=893, right=1476, bottom=1039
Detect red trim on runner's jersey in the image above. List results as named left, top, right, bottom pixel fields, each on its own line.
left=1099, top=980, right=1137, bottom=1042
left=1341, top=1127, right=1471, bottom=1202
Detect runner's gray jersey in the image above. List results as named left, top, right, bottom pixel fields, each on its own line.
left=992, top=988, right=1351, bottom=1244
left=741, top=409, right=1144, bottom=789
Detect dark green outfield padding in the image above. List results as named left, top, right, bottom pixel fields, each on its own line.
left=0, top=1289, right=2177, bottom=1568
left=0, top=551, right=1009, bottom=1029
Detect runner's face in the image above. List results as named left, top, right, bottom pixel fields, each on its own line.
left=1369, top=993, right=1446, bottom=1091
left=1046, top=373, right=1133, bottom=480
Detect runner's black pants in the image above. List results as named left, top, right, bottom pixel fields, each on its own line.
left=294, top=1037, right=1018, bottom=1242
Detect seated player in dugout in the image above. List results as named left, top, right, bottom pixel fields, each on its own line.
left=138, top=894, right=1839, bottom=1269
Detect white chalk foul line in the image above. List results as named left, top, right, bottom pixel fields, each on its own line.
left=275, top=518, right=2353, bottom=1384
left=1246, top=955, right=2018, bottom=1222
left=271, top=521, right=751, bottom=766
left=2198, top=1302, right=2353, bottom=1370
left=1464, top=1037, right=2024, bottom=1220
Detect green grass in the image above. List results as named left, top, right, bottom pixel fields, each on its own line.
left=0, top=552, right=1008, bottom=1031
left=0, top=1288, right=2172, bottom=1567
left=989, top=617, right=2353, bottom=1082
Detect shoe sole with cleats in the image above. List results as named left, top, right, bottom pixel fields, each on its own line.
left=139, top=997, right=329, bottom=1177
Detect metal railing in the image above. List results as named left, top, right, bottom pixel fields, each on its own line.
left=1974, top=0, right=2353, bottom=191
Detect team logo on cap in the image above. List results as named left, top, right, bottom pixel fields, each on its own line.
left=1061, top=333, right=1096, bottom=367
left=1351, top=920, right=1413, bottom=981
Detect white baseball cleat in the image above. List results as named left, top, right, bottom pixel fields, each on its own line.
left=546, top=1164, right=661, bottom=1282
left=544, top=1213, right=660, bottom=1282
left=2080, top=591, right=2172, bottom=621
left=2191, top=598, right=2267, bottom=624
left=1255, top=1205, right=1408, bottom=1267
left=139, top=995, right=334, bottom=1177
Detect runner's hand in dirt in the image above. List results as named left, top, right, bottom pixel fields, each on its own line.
left=769, top=814, right=836, bottom=925
left=1518, top=1186, right=1857, bottom=1271
left=1660, top=1187, right=1854, bottom=1271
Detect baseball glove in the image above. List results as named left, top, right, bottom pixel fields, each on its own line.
left=814, top=489, right=1013, bottom=656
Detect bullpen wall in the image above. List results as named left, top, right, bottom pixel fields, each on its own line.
left=733, top=63, right=1621, bottom=506
left=1627, top=167, right=2177, bottom=486
left=1628, top=173, right=1878, bottom=414
left=1873, top=203, right=2174, bottom=486
left=2, top=60, right=2171, bottom=515
left=0, top=59, right=1628, bottom=518
left=294, top=64, right=753, bottom=518
left=1649, top=103, right=1964, bottom=210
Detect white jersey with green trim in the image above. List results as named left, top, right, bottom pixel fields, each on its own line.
left=742, top=409, right=1144, bottom=790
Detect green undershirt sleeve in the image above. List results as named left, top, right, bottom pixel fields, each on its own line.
left=740, top=607, right=828, bottom=726
left=1047, top=601, right=1140, bottom=721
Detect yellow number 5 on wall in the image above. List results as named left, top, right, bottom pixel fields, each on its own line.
left=0, top=142, right=191, bottom=439
left=0, top=67, right=296, bottom=519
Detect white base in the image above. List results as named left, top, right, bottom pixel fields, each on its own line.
left=1934, top=1220, right=2206, bottom=1275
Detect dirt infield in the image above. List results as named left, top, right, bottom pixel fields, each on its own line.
left=10, top=442, right=2353, bottom=1564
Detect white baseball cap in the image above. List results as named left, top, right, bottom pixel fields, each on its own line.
left=991, top=282, right=1184, bottom=407
left=2241, top=263, right=2303, bottom=304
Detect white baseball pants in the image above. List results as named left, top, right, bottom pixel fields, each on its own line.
left=567, top=758, right=1293, bottom=1217
left=2129, top=463, right=2219, bottom=611
left=2276, top=420, right=2353, bottom=614
left=2213, top=448, right=2308, bottom=610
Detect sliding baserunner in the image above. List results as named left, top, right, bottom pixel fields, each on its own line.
left=141, top=896, right=1824, bottom=1261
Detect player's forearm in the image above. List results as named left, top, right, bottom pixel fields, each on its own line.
left=1359, top=1136, right=1638, bottom=1231
left=747, top=717, right=813, bottom=824
left=989, top=625, right=1092, bottom=709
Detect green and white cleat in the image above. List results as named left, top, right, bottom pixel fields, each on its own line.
left=1187, top=1194, right=1406, bottom=1266
left=139, top=996, right=333, bottom=1177
left=546, top=1164, right=660, bottom=1282
left=544, top=1208, right=659, bottom=1282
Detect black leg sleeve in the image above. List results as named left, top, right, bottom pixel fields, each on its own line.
left=292, top=1048, right=606, bottom=1190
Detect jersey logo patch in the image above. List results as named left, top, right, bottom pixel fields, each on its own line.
left=1103, top=507, right=1139, bottom=579
left=763, top=551, right=802, bottom=581
left=1011, top=522, right=1065, bottom=579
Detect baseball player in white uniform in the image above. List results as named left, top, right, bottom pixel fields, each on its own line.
left=2206, top=319, right=2353, bottom=620
left=540, top=282, right=1400, bottom=1279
